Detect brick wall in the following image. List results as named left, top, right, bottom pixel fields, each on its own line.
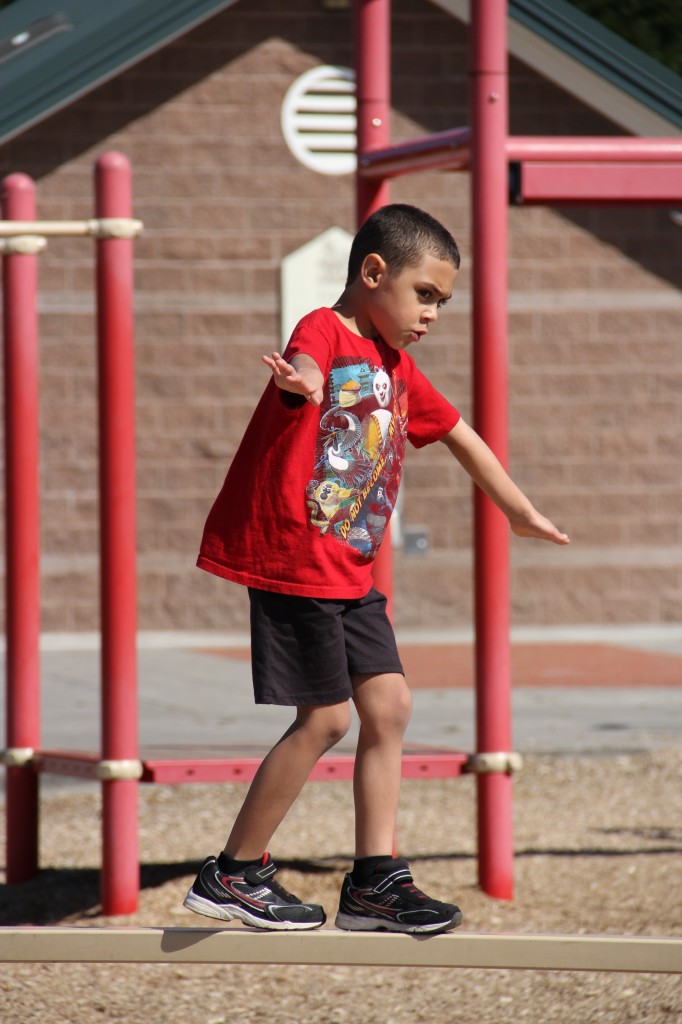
left=0, top=0, right=680, bottom=633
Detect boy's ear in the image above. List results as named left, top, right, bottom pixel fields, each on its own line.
left=360, top=252, right=386, bottom=289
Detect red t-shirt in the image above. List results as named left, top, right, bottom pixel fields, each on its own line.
left=197, top=307, right=460, bottom=599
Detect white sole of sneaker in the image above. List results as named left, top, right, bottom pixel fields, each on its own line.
left=334, top=910, right=463, bottom=934
left=183, top=891, right=325, bottom=930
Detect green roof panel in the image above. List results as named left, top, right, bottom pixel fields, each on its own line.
left=0, top=0, right=239, bottom=145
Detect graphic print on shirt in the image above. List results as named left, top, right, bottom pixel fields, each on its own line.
left=305, top=357, right=407, bottom=560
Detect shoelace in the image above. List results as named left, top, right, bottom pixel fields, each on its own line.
left=400, top=883, right=429, bottom=901
left=264, top=876, right=301, bottom=904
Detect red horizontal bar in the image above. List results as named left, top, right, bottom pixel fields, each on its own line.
left=508, top=137, right=682, bottom=164
left=359, top=127, right=471, bottom=179
left=141, top=757, right=263, bottom=784
left=397, top=752, right=469, bottom=779
left=515, top=162, right=682, bottom=204
left=37, top=751, right=101, bottom=778
left=34, top=747, right=470, bottom=785
left=140, top=751, right=469, bottom=784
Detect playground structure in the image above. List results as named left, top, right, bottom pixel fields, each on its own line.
left=2, top=0, right=682, bottom=937
left=2, top=151, right=142, bottom=914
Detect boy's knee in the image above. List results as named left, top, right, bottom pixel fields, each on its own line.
left=389, top=684, right=413, bottom=731
left=324, top=707, right=352, bottom=749
left=299, top=703, right=351, bottom=751
left=355, top=674, right=413, bottom=735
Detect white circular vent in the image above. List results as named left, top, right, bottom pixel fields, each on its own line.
left=281, top=65, right=357, bottom=176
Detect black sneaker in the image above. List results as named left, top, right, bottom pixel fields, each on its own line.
left=183, top=853, right=326, bottom=931
left=335, top=858, right=463, bottom=934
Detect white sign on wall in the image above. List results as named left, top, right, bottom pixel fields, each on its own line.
left=280, top=226, right=353, bottom=346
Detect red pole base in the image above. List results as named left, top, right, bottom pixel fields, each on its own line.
left=5, top=767, right=39, bottom=883
left=101, top=780, right=139, bottom=915
left=477, top=773, right=514, bottom=900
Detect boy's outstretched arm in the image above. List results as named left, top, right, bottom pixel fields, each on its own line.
left=441, top=418, right=570, bottom=545
left=262, top=352, right=325, bottom=407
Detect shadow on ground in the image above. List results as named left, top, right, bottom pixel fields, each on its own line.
left=0, top=858, right=345, bottom=924
left=0, top=862, right=195, bottom=925
left=2, top=837, right=681, bottom=925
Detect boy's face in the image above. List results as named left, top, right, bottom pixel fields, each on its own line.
left=363, top=253, right=457, bottom=351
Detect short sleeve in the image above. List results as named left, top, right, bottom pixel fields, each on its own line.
left=402, top=354, right=460, bottom=448
left=283, top=310, right=333, bottom=378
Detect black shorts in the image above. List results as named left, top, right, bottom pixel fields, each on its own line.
left=248, top=586, right=404, bottom=706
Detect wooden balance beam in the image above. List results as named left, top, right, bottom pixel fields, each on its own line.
left=0, top=928, right=680, bottom=973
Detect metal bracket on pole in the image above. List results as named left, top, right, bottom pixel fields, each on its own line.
left=96, top=759, right=144, bottom=781
left=1, top=747, right=36, bottom=767
left=465, top=752, right=524, bottom=775
left=0, top=237, right=47, bottom=255
left=0, top=218, right=143, bottom=240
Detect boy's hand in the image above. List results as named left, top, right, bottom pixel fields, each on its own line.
left=509, top=508, right=570, bottom=545
left=262, top=352, right=324, bottom=407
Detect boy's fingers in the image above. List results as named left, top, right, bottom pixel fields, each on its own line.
left=511, top=516, right=570, bottom=545
left=543, top=517, right=570, bottom=544
left=262, top=353, right=296, bottom=378
left=273, top=354, right=294, bottom=374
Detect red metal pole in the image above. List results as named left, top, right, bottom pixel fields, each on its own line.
left=354, top=0, right=394, bottom=615
left=95, top=152, right=139, bottom=915
left=355, top=0, right=391, bottom=222
left=469, top=0, right=514, bottom=899
left=2, top=174, right=41, bottom=883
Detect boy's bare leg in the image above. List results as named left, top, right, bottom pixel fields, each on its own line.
left=351, top=672, right=413, bottom=857
left=223, top=701, right=351, bottom=860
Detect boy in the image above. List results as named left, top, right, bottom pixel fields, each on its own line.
left=184, top=204, right=569, bottom=934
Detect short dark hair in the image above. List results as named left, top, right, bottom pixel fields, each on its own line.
left=346, top=203, right=460, bottom=286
